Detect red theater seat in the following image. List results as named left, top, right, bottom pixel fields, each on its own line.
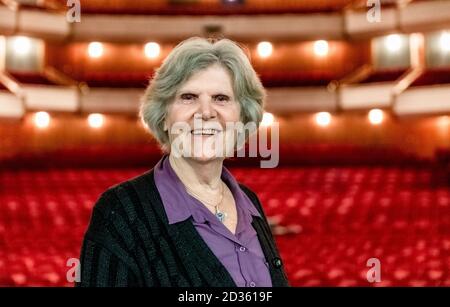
left=0, top=145, right=448, bottom=286
left=1, top=162, right=449, bottom=286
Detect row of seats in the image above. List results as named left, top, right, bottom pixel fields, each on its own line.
left=82, top=71, right=152, bottom=88
left=2, top=70, right=335, bottom=88
left=81, top=71, right=337, bottom=88
left=346, top=68, right=450, bottom=86
left=412, top=68, right=450, bottom=87
left=276, top=234, right=450, bottom=286
left=235, top=167, right=450, bottom=235
left=9, top=72, right=56, bottom=86
left=0, top=163, right=448, bottom=286
left=359, top=68, right=407, bottom=84
left=3, top=68, right=450, bottom=89
left=44, top=0, right=351, bottom=15
left=258, top=71, right=336, bottom=87
left=0, top=144, right=433, bottom=169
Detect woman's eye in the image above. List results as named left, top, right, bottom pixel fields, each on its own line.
left=180, top=94, right=196, bottom=102
left=214, top=95, right=229, bottom=102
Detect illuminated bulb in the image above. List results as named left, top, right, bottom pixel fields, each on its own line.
left=314, top=40, right=329, bottom=57
left=315, top=112, right=331, bottom=127
left=437, top=115, right=450, bottom=128
left=34, top=111, right=50, bottom=128
left=439, top=32, right=450, bottom=52
left=261, top=112, right=274, bottom=127
left=87, top=113, right=104, bottom=128
left=88, top=42, right=103, bottom=58
left=13, top=36, right=32, bottom=56
left=257, top=41, right=273, bottom=58
left=144, top=42, right=160, bottom=58
left=368, top=109, right=384, bottom=125
left=385, top=34, right=402, bottom=52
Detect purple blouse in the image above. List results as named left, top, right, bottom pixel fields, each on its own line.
left=153, top=154, right=272, bottom=287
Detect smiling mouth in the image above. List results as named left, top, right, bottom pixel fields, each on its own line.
left=190, top=128, right=222, bottom=136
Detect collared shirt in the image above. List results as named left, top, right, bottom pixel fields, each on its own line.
left=153, top=154, right=272, bottom=287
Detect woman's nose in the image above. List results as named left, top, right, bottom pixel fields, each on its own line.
left=198, top=97, right=217, bottom=120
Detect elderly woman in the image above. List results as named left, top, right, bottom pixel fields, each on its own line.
left=77, top=37, right=288, bottom=287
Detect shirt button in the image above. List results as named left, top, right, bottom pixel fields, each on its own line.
left=239, top=246, right=246, bottom=252
left=272, top=257, right=283, bottom=268
left=249, top=282, right=256, bottom=287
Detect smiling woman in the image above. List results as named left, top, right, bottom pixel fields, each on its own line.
left=76, top=37, right=289, bottom=287
left=140, top=37, right=265, bottom=153
left=165, top=63, right=241, bottom=161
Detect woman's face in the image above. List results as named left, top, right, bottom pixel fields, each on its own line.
left=164, top=63, right=241, bottom=162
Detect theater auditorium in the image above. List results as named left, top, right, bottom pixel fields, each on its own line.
left=0, top=0, right=449, bottom=287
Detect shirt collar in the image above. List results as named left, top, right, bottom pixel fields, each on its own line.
left=153, top=154, right=261, bottom=225
left=220, top=165, right=261, bottom=218
left=153, top=154, right=192, bottom=224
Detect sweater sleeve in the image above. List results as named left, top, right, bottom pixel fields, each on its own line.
left=76, top=239, right=138, bottom=287
left=76, top=189, right=141, bottom=287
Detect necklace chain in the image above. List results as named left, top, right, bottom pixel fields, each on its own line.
left=185, top=181, right=227, bottom=222
left=169, top=156, right=227, bottom=222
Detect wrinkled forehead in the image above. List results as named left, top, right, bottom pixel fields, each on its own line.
left=176, top=64, right=235, bottom=97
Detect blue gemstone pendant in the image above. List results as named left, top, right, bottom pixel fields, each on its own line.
left=216, top=211, right=226, bottom=223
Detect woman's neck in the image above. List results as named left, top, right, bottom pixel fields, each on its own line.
left=168, top=154, right=224, bottom=191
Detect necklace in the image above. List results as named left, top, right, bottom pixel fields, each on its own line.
left=185, top=181, right=227, bottom=223
left=168, top=155, right=228, bottom=223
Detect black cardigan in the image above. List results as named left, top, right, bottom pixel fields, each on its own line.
left=76, top=168, right=289, bottom=287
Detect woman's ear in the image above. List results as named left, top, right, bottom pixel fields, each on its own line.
left=163, top=120, right=168, bottom=132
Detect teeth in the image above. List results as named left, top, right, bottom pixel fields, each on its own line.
left=191, top=129, right=220, bottom=135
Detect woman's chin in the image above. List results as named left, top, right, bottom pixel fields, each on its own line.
left=190, top=150, right=224, bottom=163
left=169, top=135, right=234, bottom=161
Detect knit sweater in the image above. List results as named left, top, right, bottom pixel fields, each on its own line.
left=76, top=168, right=289, bottom=287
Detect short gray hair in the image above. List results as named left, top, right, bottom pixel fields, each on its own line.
left=139, top=37, right=266, bottom=149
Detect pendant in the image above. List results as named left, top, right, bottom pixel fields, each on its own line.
left=215, top=211, right=227, bottom=223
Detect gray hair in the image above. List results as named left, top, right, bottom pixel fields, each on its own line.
left=139, top=37, right=266, bottom=149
